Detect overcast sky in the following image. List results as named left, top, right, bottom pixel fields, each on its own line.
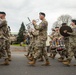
left=0, top=0, right=76, bottom=34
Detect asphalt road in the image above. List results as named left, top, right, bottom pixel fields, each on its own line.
left=0, top=46, right=76, bottom=75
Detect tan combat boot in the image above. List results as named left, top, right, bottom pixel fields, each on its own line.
left=73, top=64, right=76, bottom=66
left=42, top=61, right=50, bottom=66
left=49, top=54, right=53, bottom=58
left=28, top=56, right=33, bottom=61
left=63, top=60, right=71, bottom=66
left=1, top=58, right=10, bottom=65
left=28, top=58, right=36, bottom=65
left=51, top=54, right=55, bottom=59
left=38, top=57, right=44, bottom=62
left=8, top=55, right=12, bottom=61
left=58, top=57, right=64, bottom=62
left=58, top=57, right=62, bottom=59
left=25, top=54, right=28, bottom=57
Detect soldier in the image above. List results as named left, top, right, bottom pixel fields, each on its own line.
left=28, top=12, right=50, bottom=66
left=6, top=26, right=11, bottom=61
left=58, top=23, right=69, bottom=62
left=25, top=29, right=39, bottom=61
left=63, top=20, right=76, bottom=66
left=1, top=12, right=11, bottom=61
left=0, top=12, right=9, bottom=65
left=50, top=27, right=61, bottom=59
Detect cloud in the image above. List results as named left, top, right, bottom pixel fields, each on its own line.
left=0, top=0, right=76, bottom=34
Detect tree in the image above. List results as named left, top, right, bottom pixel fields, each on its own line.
left=57, top=14, right=72, bottom=26
left=17, top=22, right=26, bottom=43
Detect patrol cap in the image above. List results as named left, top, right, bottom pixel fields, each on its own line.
left=62, top=23, right=67, bottom=26
left=52, top=28, right=55, bottom=31
left=72, top=19, right=76, bottom=25
left=55, top=27, right=59, bottom=28
left=39, top=12, right=45, bottom=17
left=0, top=11, right=6, bottom=15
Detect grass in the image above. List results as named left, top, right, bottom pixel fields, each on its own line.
left=11, top=44, right=26, bottom=47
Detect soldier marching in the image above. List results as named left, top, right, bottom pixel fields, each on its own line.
left=0, top=11, right=11, bottom=65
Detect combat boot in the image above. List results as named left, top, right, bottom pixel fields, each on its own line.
left=38, top=56, right=44, bottom=62
left=42, top=60, right=50, bottom=66
left=58, top=57, right=64, bottom=62
left=1, top=58, right=9, bottom=65
left=28, top=57, right=33, bottom=61
left=49, top=54, right=52, bottom=58
left=73, top=64, right=76, bottom=66
left=8, top=55, right=12, bottom=61
left=51, top=54, right=56, bottom=59
left=58, top=57, right=62, bottom=59
left=63, top=60, right=71, bottom=66
left=28, top=58, right=36, bottom=65
left=25, top=54, right=28, bottom=57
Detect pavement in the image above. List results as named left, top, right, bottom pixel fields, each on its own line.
left=0, top=46, right=76, bottom=75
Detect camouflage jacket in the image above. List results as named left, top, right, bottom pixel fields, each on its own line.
left=0, top=19, right=8, bottom=40
left=67, top=26, right=76, bottom=43
left=33, top=19, right=48, bottom=41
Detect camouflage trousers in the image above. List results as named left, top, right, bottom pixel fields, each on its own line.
left=33, top=41, right=49, bottom=61
left=50, top=49, right=57, bottom=56
left=5, top=40, right=11, bottom=56
left=0, top=39, right=8, bottom=59
left=58, top=50, right=68, bottom=59
left=67, top=42, right=76, bottom=61
left=61, top=39, right=69, bottom=59
left=27, top=42, right=35, bottom=56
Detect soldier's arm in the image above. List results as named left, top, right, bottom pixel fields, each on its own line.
left=0, top=20, right=7, bottom=28
left=31, top=30, right=39, bottom=36
left=67, top=31, right=76, bottom=36
left=33, top=21, right=48, bottom=30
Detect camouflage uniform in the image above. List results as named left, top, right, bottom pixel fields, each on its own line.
left=0, top=18, right=9, bottom=65
left=62, top=26, right=76, bottom=66
left=33, top=19, right=49, bottom=62
left=62, top=37, right=69, bottom=58
left=27, top=30, right=39, bottom=58
left=1, top=20, right=11, bottom=61
left=50, top=30, right=61, bottom=59
left=64, top=26, right=76, bottom=62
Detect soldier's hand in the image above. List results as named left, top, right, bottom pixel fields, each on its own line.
left=32, top=20, right=36, bottom=25
left=64, top=30, right=67, bottom=33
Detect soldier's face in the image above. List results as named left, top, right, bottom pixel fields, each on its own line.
left=0, top=14, right=2, bottom=18
left=1, top=14, right=5, bottom=19
left=55, top=28, right=59, bottom=31
left=71, top=22, right=75, bottom=26
left=39, top=15, right=44, bottom=20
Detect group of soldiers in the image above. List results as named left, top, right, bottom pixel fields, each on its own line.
left=0, top=11, right=75, bottom=67
left=49, top=20, right=76, bottom=66
left=0, top=11, right=11, bottom=65
left=25, top=12, right=76, bottom=66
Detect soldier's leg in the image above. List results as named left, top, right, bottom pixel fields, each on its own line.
left=58, top=50, right=67, bottom=62
left=0, top=39, right=9, bottom=65
left=63, top=44, right=74, bottom=66
left=38, top=42, right=50, bottom=65
left=73, top=50, right=76, bottom=66
left=51, top=50, right=57, bottom=59
left=42, top=48, right=50, bottom=66
left=5, top=40, right=11, bottom=61
left=28, top=41, right=44, bottom=65
left=25, top=44, right=32, bottom=57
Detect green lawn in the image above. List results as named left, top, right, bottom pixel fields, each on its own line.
left=11, top=44, right=26, bottom=47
